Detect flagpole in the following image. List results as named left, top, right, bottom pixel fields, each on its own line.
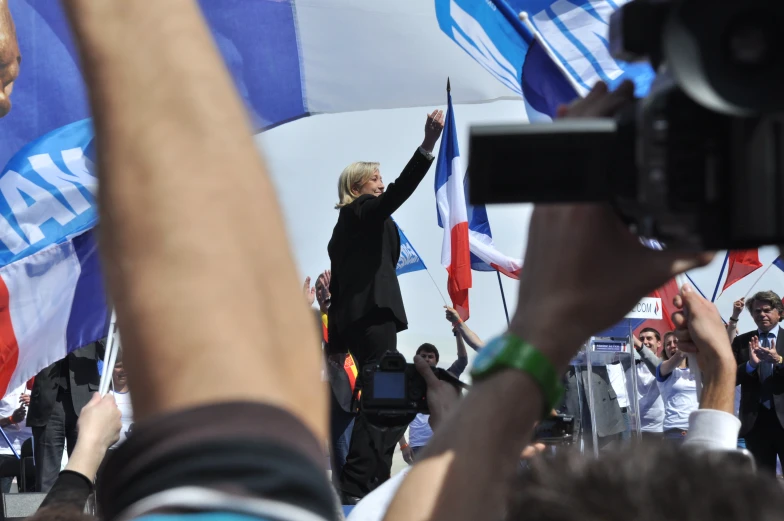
left=425, top=267, right=449, bottom=307
left=422, top=79, right=450, bottom=308
left=394, top=219, right=448, bottom=306
left=710, top=251, right=729, bottom=302
left=0, top=425, right=20, bottom=459
left=496, top=271, right=510, bottom=326
left=99, top=309, right=119, bottom=396
left=684, top=274, right=708, bottom=299
left=742, top=263, right=774, bottom=299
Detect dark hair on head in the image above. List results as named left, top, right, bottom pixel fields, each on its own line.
left=639, top=327, right=661, bottom=341
left=509, top=442, right=784, bottom=521
left=661, top=331, right=676, bottom=360
left=416, top=343, right=439, bottom=362
left=746, top=291, right=784, bottom=322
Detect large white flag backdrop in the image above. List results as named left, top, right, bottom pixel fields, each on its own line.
left=0, top=0, right=521, bottom=397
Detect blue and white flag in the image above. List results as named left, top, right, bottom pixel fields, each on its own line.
left=0, top=0, right=521, bottom=168
left=396, top=225, right=427, bottom=276
left=0, top=0, right=542, bottom=398
left=0, top=119, right=108, bottom=397
left=435, top=0, right=656, bottom=120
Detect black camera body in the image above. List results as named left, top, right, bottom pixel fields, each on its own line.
left=358, top=351, right=464, bottom=427
left=534, top=414, right=576, bottom=445
left=469, top=0, right=784, bottom=250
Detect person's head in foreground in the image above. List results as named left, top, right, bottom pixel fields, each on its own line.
left=510, top=442, right=783, bottom=521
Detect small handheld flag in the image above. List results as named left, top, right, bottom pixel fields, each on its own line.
left=396, top=223, right=427, bottom=276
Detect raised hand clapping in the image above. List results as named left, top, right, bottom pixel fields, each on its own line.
left=755, top=338, right=782, bottom=365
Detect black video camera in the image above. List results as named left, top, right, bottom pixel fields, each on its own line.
left=469, top=0, right=784, bottom=250
left=358, top=351, right=466, bottom=427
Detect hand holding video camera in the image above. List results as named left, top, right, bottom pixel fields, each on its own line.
left=470, top=0, right=784, bottom=251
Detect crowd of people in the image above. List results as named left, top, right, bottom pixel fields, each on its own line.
left=0, top=2, right=784, bottom=521
left=308, top=269, right=784, bottom=503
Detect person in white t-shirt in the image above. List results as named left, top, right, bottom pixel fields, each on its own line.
left=628, top=328, right=665, bottom=439
left=110, top=357, right=134, bottom=447
left=656, top=331, right=699, bottom=443
left=0, top=384, right=33, bottom=493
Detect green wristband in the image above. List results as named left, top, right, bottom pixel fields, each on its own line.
left=471, top=334, right=563, bottom=417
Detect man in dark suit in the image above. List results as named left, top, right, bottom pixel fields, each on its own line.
left=26, top=340, right=105, bottom=491
left=731, top=290, right=784, bottom=474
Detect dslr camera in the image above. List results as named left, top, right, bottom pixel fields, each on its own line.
left=534, top=414, right=576, bottom=445
left=469, top=0, right=784, bottom=250
left=358, top=351, right=465, bottom=427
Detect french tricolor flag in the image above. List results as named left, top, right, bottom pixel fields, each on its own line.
left=435, top=84, right=472, bottom=321
left=0, top=119, right=109, bottom=398
left=464, top=184, right=522, bottom=279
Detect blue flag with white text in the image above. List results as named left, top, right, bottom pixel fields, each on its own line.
left=396, top=224, right=427, bottom=276
left=0, top=118, right=108, bottom=398
left=0, top=119, right=97, bottom=264
left=0, top=0, right=523, bottom=168
left=434, top=0, right=656, bottom=120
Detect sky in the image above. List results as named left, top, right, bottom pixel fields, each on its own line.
left=256, top=100, right=784, bottom=373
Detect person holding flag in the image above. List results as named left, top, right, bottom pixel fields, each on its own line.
left=327, top=110, right=444, bottom=502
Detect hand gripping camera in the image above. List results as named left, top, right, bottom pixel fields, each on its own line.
left=357, top=351, right=466, bottom=427
left=469, top=0, right=784, bottom=250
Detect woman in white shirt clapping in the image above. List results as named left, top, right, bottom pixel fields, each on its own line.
left=655, top=332, right=699, bottom=443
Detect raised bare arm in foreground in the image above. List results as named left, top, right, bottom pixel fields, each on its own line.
left=62, top=0, right=326, bottom=437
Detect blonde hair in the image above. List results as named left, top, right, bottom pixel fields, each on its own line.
left=335, top=161, right=380, bottom=209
